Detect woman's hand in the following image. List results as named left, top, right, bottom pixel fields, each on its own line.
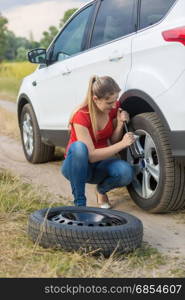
left=117, top=108, right=129, bottom=126
left=121, top=132, right=135, bottom=147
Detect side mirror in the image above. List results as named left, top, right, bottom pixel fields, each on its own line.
left=28, top=48, right=47, bottom=64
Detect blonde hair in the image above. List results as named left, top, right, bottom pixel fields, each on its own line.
left=68, top=75, right=121, bottom=140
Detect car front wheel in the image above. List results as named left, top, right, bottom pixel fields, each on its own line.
left=20, top=103, right=54, bottom=163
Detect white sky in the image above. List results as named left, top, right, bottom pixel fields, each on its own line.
left=1, top=0, right=88, bottom=41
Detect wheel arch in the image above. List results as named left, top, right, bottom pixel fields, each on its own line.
left=119, top=89, right=185, bottom=159
left=119, top=89, right=170, bottom=132
left=17, top=93, right=37, bottom=127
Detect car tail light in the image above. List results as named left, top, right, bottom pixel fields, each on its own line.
left=162, top=26, right=185, bottom=46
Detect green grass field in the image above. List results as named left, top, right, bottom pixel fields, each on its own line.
left=0, top=62, right=37, bottom=101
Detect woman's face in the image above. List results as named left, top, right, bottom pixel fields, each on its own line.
left=93, top=93, right=119, bottom=113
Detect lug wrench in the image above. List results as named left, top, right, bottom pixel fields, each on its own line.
left=124, top=122, right=144, bottom=159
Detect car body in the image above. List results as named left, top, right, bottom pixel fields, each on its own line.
left=17, top=0, right=185, bottom=213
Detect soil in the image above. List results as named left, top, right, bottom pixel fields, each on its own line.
left=0, top=100, right=185, bottom=258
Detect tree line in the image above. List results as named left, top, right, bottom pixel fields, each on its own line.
left=0, top=8, right=77, bottom=62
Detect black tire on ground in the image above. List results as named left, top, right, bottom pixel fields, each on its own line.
left=28, top=206, right=143, bottom=257
left=20, top=104, right=55, bottom=163
left=121, top=112, right=185, bottom=213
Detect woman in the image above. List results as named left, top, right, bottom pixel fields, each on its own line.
left=61, top=75, right=135, bottom=208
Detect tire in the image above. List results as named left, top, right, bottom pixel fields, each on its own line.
left=121, top=112, right=185, bottom=213
left=28, top=206, right=143, bottom=257
left=20, top=104, right=54, bottom=163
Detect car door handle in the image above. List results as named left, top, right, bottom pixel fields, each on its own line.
left=109, top=52, right=124, bottom=62
left=62, top=67, right=71, bottom=76
left=62, top=70, right=71, bottom=75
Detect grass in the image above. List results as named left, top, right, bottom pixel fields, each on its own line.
left=172, top=210, right=185, bottom=224
left=0, top=106, right=20, bottom=140
left=0, top=62, right=37, bottom=102
left=0, top=170, right=185, bottom=278
left=0, top=77, right=21, bottom=101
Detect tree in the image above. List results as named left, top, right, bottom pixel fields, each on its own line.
left=4, top=30, right=40, bottom=61
left=16, top=47, right=27, bottom=61
left=28, top=31, right=40, bottom=49
left=40, top=26, right=59, bottom=49
left=59, top=8, right=78, bottom=28
left=0, top=13, right=8, bottom=61
left=4, top=30, right=17, bottom=60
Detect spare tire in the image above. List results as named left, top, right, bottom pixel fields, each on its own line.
left=28, top=206, right=143, bottom=257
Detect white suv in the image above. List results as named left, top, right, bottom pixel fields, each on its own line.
left=17, top=0, right=185, bottom=213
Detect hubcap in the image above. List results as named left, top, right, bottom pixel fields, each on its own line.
left=127, top=130, right=160, bottom=199
left=22, top=113, right=34, bottom=156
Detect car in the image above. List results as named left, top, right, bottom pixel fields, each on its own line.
left=17, top=0, right=185, bottom=213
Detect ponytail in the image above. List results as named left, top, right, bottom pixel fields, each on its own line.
left=68, top=75, right=121, bottom=140
left=87, top=75, right=99, bottom=140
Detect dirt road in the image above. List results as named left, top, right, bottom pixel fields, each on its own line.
left=0, top=100, right=185, bottom=257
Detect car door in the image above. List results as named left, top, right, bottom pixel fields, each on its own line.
left=32, top=3, right=95, bottom=130
left=62, top=0, right=137, bottom=105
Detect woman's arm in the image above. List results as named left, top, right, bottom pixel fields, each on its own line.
left=110, top=109, right=129, bottom=144
left=110, top=118, right=125, bottom=144
left=73, top=123, right=133, bottom=163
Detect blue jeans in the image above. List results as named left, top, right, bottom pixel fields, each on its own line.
left=61, top=141, right=134, bottom=206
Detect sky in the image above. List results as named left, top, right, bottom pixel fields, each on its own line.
left=0, top=0, right=89, bottom=41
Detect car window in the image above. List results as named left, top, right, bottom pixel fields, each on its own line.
left=90, top=0, right=136, bottom=48
left=140, top=0, right=176, bottom=29
left=51, top=5, right=93, bottom=62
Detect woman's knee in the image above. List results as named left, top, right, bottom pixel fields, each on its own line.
left=123, top=164, right=134, bottom=185
left=111, top=161, right=134, bottom=186
left=68, top=141, right=89, bottom=158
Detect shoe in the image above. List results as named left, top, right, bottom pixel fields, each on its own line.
left=96, top=192, right=111, bottom=209
left=99, top=202, right=111, bottom=209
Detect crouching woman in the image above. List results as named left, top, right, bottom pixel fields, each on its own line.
left=61, top=75, right=135, bottom=208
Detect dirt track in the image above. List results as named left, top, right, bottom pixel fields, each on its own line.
left=0, top=100, right=185, bottom=257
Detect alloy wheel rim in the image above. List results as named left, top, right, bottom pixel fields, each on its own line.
left=22, top=113, right=34, bottom=156
left=127, top=129, right=160, bottom=199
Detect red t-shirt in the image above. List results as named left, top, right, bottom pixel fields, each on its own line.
left=64, top=100, right=121, bottom=158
